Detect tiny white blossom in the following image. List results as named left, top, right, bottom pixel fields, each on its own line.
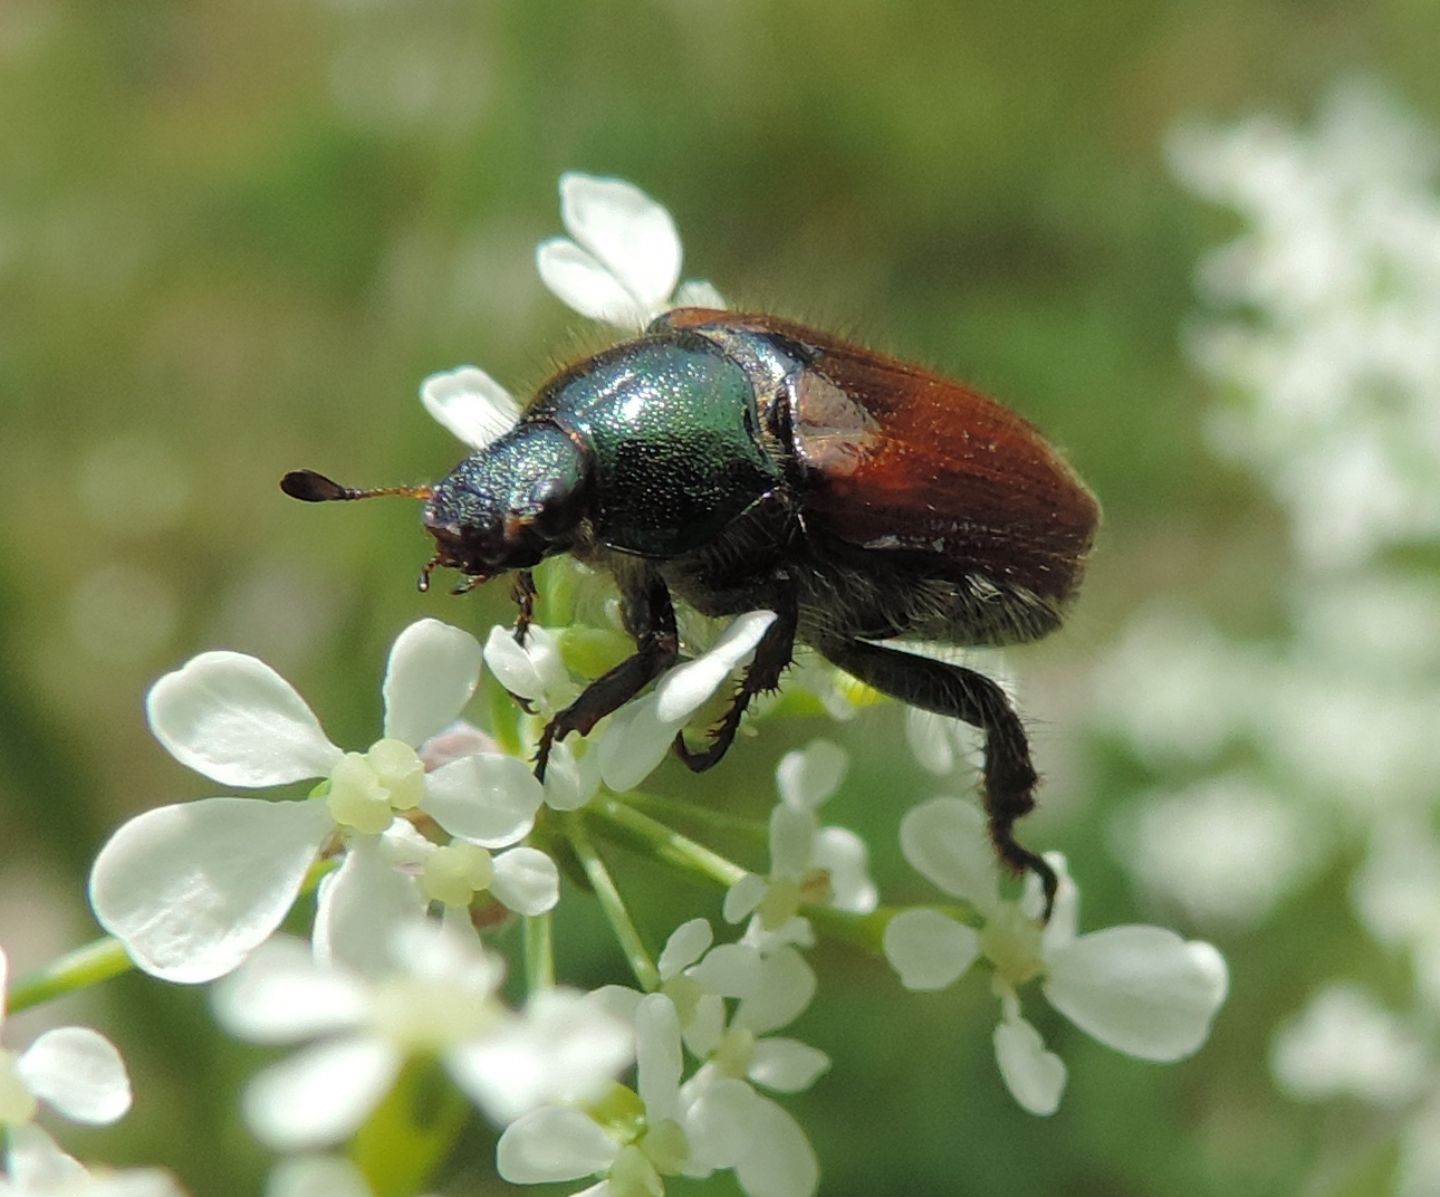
left=89, top=620, right=545, bottom=982
left=0, top=1124, right=185, bottom=1197
left=214, top=926, right=632, bottom=1149
left=0, top=948, right=132, bottom=1132
left=725, top=742, right=876, bottom=951
left=884, top=798, right=1228, bottom=1115
left=536, top=173, right=724, bottom=331
left=265, top=1155, right=372, bottom=1197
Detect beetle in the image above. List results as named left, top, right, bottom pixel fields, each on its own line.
left=283, top=308, right=1099, bottom=911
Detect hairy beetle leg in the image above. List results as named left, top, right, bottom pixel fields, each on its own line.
left=511, top=570, right=537, bottom=646
left=814, top=636, right=1058, bottom=921
left=674, top=594, right=798, bottom=773
left=534, top=573, right=678, bottom=782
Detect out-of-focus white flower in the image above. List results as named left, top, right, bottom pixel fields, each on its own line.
left=500, top=991, right=820, bottom=1197
left=724, top=741, right=877, bottom=950
left=884, top=799, right=1228, bottom=1115
left=0, top=947, right=132, bottom=1132
left=0, top=1124, right=185, bottom=1197
left=89, top=619, right=545, bottom=983
left=536, top=173, right=724, bottom=331
left=214, top=925, right=632, bottom=1149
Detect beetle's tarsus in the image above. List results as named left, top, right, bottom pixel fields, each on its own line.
left=512, top=570, right=538, bottom=645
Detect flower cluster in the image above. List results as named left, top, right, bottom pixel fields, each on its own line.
left=6, top=173, right=1235, bottom=1195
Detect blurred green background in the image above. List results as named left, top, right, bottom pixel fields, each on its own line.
left=3, top=1, right=1439, bottom=1194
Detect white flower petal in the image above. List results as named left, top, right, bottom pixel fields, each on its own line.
left=811, top=827, right=877, bottom=914
left=882, top=909, right=981, bottom=991
left=658, top=918, right=713, bottom=979
left=537, top=238, right=651, bottom=329
left=688, top=943, right=762, bottom=999
left=653, top=611, right=776, bottom=724
left=267, top=1155, right=374, bottom=1197
left=723, top=874, right=767, bottom=925
left=214, top=938, right=367, bottom=1042
left=683, top=1074, right=755, bottom=1173
left=595, top=695, right=675, bottom=793
left=734, top=946, right=816, bottom=1036
left=748, top=1039, right=829, bottom=1094
left=559, top=173, right=681, bottom=316
left=542, top=741, right=598, bottom=811
left=673, top=279, right=726, bottom=309
left=89, top=797, right=332, bottom=983
left=994, top=1015, right=1067, bottom=1116
left=497, top=1106, right=618, bottom=1183
left=683, top=993, right=727, bottom=1059
left=4, top=1124, right=92, bottom=1188
left=244, top=1036, right=400, bottom=1151
left=490, top=847, right=560, bottom=916
left=381, top=620, right=484, bottom=747
left=636, top=993, right=683, bottom=1124
left=420, top=365, right=521, bottom=451
left=449, top=990, right=631, bottom=1124
left=423, top=753, right=543, bottom=847
left=312, top=842, right=426, bottom=978
left=1044, top=928, right=1229, bottom=1061
left=768, top=806, right=815, bottom=880
left=775, top=741, right=846, bottom=811
left=899, top=797, right=1000, bottom=911
left=17, top=1027, right=131, bottom=1124
left=733, top=1094, right=820, bottom=1197
left=147, top=652, right=341, bottom=786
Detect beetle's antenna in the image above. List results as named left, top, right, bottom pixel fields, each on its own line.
left=281, top=469, right=433, bottom=504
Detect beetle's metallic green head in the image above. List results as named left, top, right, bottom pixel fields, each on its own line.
left=422, top=423, right=588, bottom=585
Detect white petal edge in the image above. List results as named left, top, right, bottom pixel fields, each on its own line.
left=733, top=1094, right=820, bottom=1197
left=497, top=1106, right=618, bottom=1183
left=734, top=946, right=817, bottom=1036
left=490, top=847, right=561, bottom=916
left=994, top=1015, right=1067, bottom=1116
left=17, top=1027, right=131, bottom=1124
left=214, top=937, right=366, bottom=1043
left=1044, top=928, right=1229, bottom=1061
left=636, top=993, right=683, bottom=1124
left=653, top=611, right=776, bottom=724
left=882, top=908, right=981, bottom=991
left=747, top=1038, right=830, bottom=1093
left=89, top=797, right=332, bottom=983
left=537, top=238, right=650, bottom=329
left=775, top=740, right=847, bottom=810
left=267, top=1154, right=374, bottom=1197
left=244, top=1036, right=400, bottom=1151
left=899, top=797, right=1001, bottom=912
left=423, top=753, right=543, bottom=848
left=420, top=365, right=521, bottom=451
left=382, top=619, right=485, bottom=747
left=657, top=918, right=713, bottom=978
left=312, top=840, right=427, bottom=978
left=147, top=652, right=341, bottom=786
left=558, top=173, right=681, bottom=315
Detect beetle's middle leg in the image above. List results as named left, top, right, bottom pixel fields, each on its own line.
left=813, top=635, right=1058, bottom=919
left=673, top=588, right=798, bottom=773
left=534, top=571, right=678, bottom=781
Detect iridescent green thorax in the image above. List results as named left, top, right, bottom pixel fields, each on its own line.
left=533, top=334, right=783, bottom=558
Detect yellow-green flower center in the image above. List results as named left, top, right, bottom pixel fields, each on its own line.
left=979, top=903, right=1046, bottom=989
left=423, top=841, right=495, bottom=906
left=326, top=739, right=425, bottom=833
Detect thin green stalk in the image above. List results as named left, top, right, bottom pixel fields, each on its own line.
left=587, top=794, right=748, bottom=890
left=523, top=912, right=555, bottom=991
left=620, top=788, right=769, bottom=842
left=9, top=938, right=132, bottom=1013
left=562, top=813, right=660, bottom=991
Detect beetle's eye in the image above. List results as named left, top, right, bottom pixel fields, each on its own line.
left=531, top=478, right=577, bottom=539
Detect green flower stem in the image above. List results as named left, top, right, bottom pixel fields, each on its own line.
left=8, top=937, right=132, bottom=1014
left=620, top=788, right=769, bottom=843
left=523, top=911, right=555, bottom=991
left=586, top=794, right=748, bottom=891
left=350, top=1055, right=470, bottom=1197
left=562, top=812, right=660, bottom=992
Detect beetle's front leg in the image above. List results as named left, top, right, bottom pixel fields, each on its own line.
left=511, top=569, right=537, bottom=645
left=813, top=635, right=1058, bottom=919
left=533, top=571, right=679, bottom=781
left=673, top=586, right=798, bottom=773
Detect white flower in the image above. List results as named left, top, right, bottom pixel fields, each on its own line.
left=214, top=925, right=632, bottom=1149
left=883, top=798, right=1228, bottom=1115
left=536, top=173, right=725, bottom=331
left=0, top=948, right=131, bottom=1134
left=724, top=741, right=877, bottom=950
left=89, top=619, right=547, bottom=983
left=0, top=1124, right=185, bottom=1197
left=499, top=992, right=820, bottom=1197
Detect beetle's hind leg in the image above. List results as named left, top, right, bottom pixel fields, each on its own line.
left=814, top=636, right=1058, bottom=919
left=674, top=592, right=798, bottom=773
